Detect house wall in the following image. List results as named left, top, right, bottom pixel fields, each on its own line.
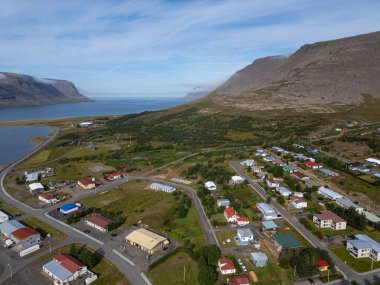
left=85, top=221, right=107, bottom=232
left=14, top=233, right=40, bottom=249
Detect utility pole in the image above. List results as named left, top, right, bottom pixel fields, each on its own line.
left=48, top=240, right=51, bottom=254
left=293, top=264, right=296, bottom=277
left=7, top=264, right=12, bottom=278
left=183, top=265, right=186, bottom=282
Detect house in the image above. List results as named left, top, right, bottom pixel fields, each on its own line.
left=256, top=171, right=268, bottom=180
left=77, top=178, right=96, bottom=190
left=227, top=275, right=250, bottom=285
left=240, top=160, right=255, bottom=167
left=43, top=253, right=88, bottom=284
left=272, top=146, right=284, bottom=153
left=0, top=220, right=24, bottom=237
left=292, top=171, right=309, bottom=181
left=39, top=193, right=59, bottom=204
left=293, top=192, right=304, bottom=197
left=236, top=216, right=250, bottom=226
left=315, top=258, right=329, bottom=272
left=263, top=155, right=275, bottom=162
left=104, top=171, right=124, bottom=181
left=365, top=158, right=380, bottom=166
left=283, top=165, right=296, bottom=173
left=289, top=195, right=308, bottom=209
left=256, top=203, right=278, bottom=220
left=150, top=182, right=176, bottom=193
left=313, top=210, right=347, bottom=230
left=217, top=199, right=230, bottom=208
left=11, top=227, right=40, bottom=249
left=276, top=186, right=292, bottom=197
left=0, top=210, right=9, bottom=223
left=251, top=165, right=261, bottom=172
left=273, top=159, right=285, bottom=166
left=250, top=252, right=268, bottom=267
left=237, top=228, right=254, bottom=243
left=266, top=178, right=279, bottom=188
left=205, top=181, right=217, bottom=191
left=262, top=221, right=278, bottom=231
left=28, top=182, right=45, bottom=194
left=336, top=198, right=364, bottom=213
left=224, top=207, right=237, bottom=223
left=125, top=228, right=169, bottom=254
left=346, top=234, right=380, bottom=261
left=319, top=168, right=339, bottom=177
left=363, top=211, right=380, bottom=224
left=217, top=257, right=236, bottom=275
left=317, top=187, right=343, bottom=200
left=304, top=161, right=321, bottom=169
left=294, top=153, right=311, bottom=161
left=210, top=191, right=221, bottom=198
left=85, top=213, right=113, bottom=233
left=79, top=121, right=93, bottom=127
left=25, top=172, right=39, bottom=182
left=231, top=176, right=245, bottom=184
left=60, top=203, right=81, bottom=215
left=292, top=144, right=304, bottom=149
left=372, top=173, right=380, bottom=180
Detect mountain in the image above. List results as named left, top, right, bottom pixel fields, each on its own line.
left=185, top=91, right=210, bottom=100
left=0, top=72, right=92, bottom=108
left=210, top=31, right=380, bottom=111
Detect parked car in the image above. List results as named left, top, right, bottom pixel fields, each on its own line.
left=242, top=265, right=247, bottom=272
left=238, top=259, right=243, bottom=266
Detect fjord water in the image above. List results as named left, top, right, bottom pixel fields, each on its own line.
left=0, top=97, right=187, bottom=166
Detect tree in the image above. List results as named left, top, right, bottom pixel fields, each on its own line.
left=277, top=195, right=285, bottom=205
left=266, top=196, right=272, bottom=204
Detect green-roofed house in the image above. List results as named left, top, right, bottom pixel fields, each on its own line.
left=274, top=233, right=302, bottom=249
left=283, top=165, right=296, bottom=173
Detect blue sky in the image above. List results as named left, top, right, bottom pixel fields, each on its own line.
left=0, top=0, right=379, bottom=97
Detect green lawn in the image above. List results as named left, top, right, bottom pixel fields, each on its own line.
left=24, top=150, right=52, bottom=165
left=148, top=252, right=199, bottom=285
left=0, top=199, right=25, bottom=216
left=216, top=230, right=237, bottom=249
left=331, top=246, right=380, bottom=273
left=254, top=262, right=293, bottom=285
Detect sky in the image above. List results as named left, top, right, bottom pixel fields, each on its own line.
left=0, top=0, right=379, bottom=98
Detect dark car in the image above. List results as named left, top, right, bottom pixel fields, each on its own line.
left=111, top=233, right=118, bottom=237
left=83, top=229, right=91, bottom=234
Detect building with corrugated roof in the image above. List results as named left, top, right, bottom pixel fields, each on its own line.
left=125, top=228, right=169, bottom=254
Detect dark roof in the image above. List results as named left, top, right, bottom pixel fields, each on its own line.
left=86, top=213, right=113, bottom=228
left=315, top=210, right=346, bottom=223
left=11, top=227, right=39, bottom=240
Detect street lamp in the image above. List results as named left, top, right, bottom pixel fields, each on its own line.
left=7, top=264, right=12, bottom=278
left=48, top=240, right=51, bottom=254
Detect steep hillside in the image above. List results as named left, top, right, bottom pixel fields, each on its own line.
left=211, top=31, right=380, bottom=112
left=0, top=72, right=91, bottom=108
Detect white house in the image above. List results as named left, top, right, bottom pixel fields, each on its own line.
left=0, top=210, right=9, bottom=223
left=205, top=181, right=217, bottom=191
left=237, top=228, right=254, bottom=243
left=313, top=210, right=347, bottom=230
left=240, top=160, right=255, bottom=167
left=346, top=234, right=380, bottom=261
left=28, top=182, right=45, bottom=194
left=289, top=195, right=308, bottom=209
left=231, top=176, right=244, bottom=184
left=276, top=186, right=292, bottom=197
left=266, top=178, right=279, bottom=188
left=365, top=158, right=380, bottom=166
left=149, top=183, right=176, bottom=193
left=38, top=193, right=59, bottom=204
left=218, top=258, right=236, bottom=275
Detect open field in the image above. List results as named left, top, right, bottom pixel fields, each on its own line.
left=216, top=230, right=237, bottom=249
left=331, top=246, right=380, bottom=273
left=0, top=199, right=25, bottom=216
left=148, top=252, right=199, bottom=285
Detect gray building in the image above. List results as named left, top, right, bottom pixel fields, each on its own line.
left=217, top=199, right=230, bottom=208
left=336, top=198, right=363, bottom=213
left=237, top=228, right=254, bottom=243
left=0, top=220, right=24, bottom=237
left=10, top=227, right=41, bottom=249
left=250, top=252, right=268, bottom=267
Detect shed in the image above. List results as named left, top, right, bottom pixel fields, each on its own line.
left=250, top=252, right=268, bottom=267
left=28, top=182, right=44, bottom=194
left=261, top=221, right=278, bottom=231
left=274, top=233, right=302, bottom=249
left=150, top=182, right=176, bottom=193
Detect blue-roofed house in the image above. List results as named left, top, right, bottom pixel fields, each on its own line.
left=60, top=204, right=80, bottom=215
left=319, top=168, right=340, bottom=177
left=276, top=186, right=292, bottom=197
left=250, top=252, right=268, bottom=267
left=346, top=234, right=380, bottom=261
left=263, top=156, right=275, bottom=162
left=43, top=260, right=73, bottom=283
left=150, top=182, right=176, bottom=193
left=0, top=220, right=24, bottom=237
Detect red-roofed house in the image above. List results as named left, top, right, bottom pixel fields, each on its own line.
left=236, top=216, right=250, bottom=226
left=77, top=178, right=96, bottom=190
left=105, top=172, right=124, bottom=181
left=305, top=161, right=322, bottom=169
left=292, top=171, right=309, bottom=181
left=266, top=178, right=279, bottom=188
left=227, top=275, right=250, bottom=285
left=224, top=207, right=237, bottom=223
left=218, top=257, right=236, bottom=275
left=85, top=213, right=114, bottom=232
left=11, top=227, right=40, bottom=249
left=39, top=193, right=59, bottom=204
left=315, top=258, right=329, bottom=271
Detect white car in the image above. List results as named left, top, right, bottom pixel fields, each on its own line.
left=238, top=259, right=243, bottom=266
left=242, top=265, right=247, bottom=272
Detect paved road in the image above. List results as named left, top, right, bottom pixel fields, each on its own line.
left=230, top=161, right=380, bottom=285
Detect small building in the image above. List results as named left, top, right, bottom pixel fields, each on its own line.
left=149, top=182, right=176, bottom=193
left=336, top=197, right=363, bottom=213
left=315, top=258, right=329, bottom=272
left=266, top=178, right=279, bottom=188
left=231, top=175, right=245, bottom=184
left=292, top=171, right=309, bottom=181
left=240, top=160, right=255, bottom=167
left=0, top=220, right=24, bottom=237
left=256, top=171, right=268, bottom=180
left=228, top=275, right=250, bottom=285
left=263, top=155, right=275, bottom=162
left=125, top=228, right=169, bottom=254
left=293, top=192, right=304, bottom=197
left=78, top=178, right=96, bottom=190
left=273, top=159, right=286, bottom=167
left=319, top=168, right=339, bottom=177
left=262, top=221, right=278, bottom=231
left=317, top=187, right=342, bottom=200
left=237, top=228, right=254, bottom=243
left=85, top=213, right=113, bottom=233
left=210, top=190, right=221, bottom=198
left=105, top=172, right=124, bottom=181
left=250, top=252, right=268, bottom=267
left=283, top=165, right=296, bottom=173
left=43, top=253, right=88, bottom=284
left=218, top=257, right=236, bottom=275
left=79, top=121, right=93, bottom=127
left=28, top=182, right=45, bottom=194
left=217, top=199, right=230, bottom=208
left=276, top=186, right=292, bottom=197
left=372, top=173, right=380, bottom=180
left=0, top=210, right=9, bottom=223
left=205, top=181, right=217, bottom=191
left=313, top=210, right=347, bottom=230
left=256, top=203, right=278, bottom=220
left=11, top=227, right=40, bottom=249
left=237, top=216, right=250, bottom=226
left=365, top=158, right=380, bottom=166
left=60, top=203, right=81, bottom=215
left=39, top=193, right=59, bottom=204
left=304, top=161, right=322, bottom=169
left=26, top=172, right=39, bottom=182
left=346, top=234, right=380, bottom=261
left=289, top=195, right=308, bottom=209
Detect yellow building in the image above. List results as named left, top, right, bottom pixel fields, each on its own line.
left=125, top=228, right=169, bottom=254
left=77, top=178, right=96, bottom=190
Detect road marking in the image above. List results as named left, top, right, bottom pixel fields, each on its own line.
left=44, top=212, right=104, bottom=245
left=112, top=249, right=135, bottom=266
left=141, top=273, right=153, bottom=285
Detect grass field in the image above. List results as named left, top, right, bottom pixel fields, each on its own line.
left=0, top=199, right=25, bottom=216
left=331, top=246, right=380, bottom=273
left=24, top=149, right=52, bottom=166
left=254, top=262, right=293, bottom=285
left=148, top=252, right=199, bottom=285
left=216, top=230, right=237, bottom=249
left=81, top=181, right=205, bottom=246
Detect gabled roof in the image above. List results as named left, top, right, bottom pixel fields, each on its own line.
left=228, top=275, right=250, bottom=285
left=292, top=171, right=309, bottom=179
left=315, top=258, right=329, bottom=267
left=60, top=203, right=78, bottom=211
left=86, top=213, right=113, bottom=228
left=224, top=207, right=236, bottom=218
left=11, top=227, right=39, bottom=240
left=39, top=193, right=55, bottom=200
left=305, top=161, right=319, bottom=167
left=78, top=178, right=94, bottom=186
left=315, top=210, right=346, bottom=223
left=289, top=195, right=306, bottom=204
left=43, top=260, right=73, bottom=282
left=218, top=257, right=235, bottom=271
left=54, top=253, right=84, bottom=273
